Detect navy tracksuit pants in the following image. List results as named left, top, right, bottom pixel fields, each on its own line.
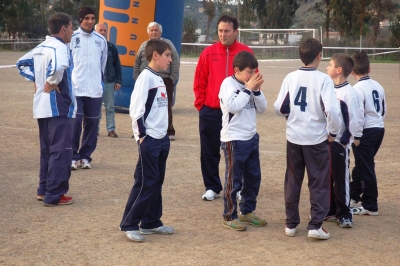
left=350, top=127, right=384, bottom=212
left=328, top=142, right=352, bottom=219
left=221, top=134, right=261, bottom=221
left=38, top=117, right=74, bottom=204
left=120, top=135, right=170, bottom=231
left=199, top=106, right=223, bottom=194
left=72, top=96, right=102, bottom=162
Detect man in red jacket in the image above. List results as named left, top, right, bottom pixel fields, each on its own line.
left=193, top=15, right=255, bottom=201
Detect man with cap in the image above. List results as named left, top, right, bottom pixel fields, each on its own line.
left=69, top=6, right=107, bottom=170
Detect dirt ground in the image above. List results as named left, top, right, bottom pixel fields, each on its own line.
left=0, top=51, right=399, bottom=266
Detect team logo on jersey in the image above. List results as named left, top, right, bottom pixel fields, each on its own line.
left=74, top=37, right=80, bottom=48
left=157, top=91, right=168, bottom=107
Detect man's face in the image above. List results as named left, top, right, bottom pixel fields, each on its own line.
left=95, top=23, right=107, bottom=39
left=81, top=14, right=95, bottom=32
left=64, top=21, right=74, bottom=43
left=148, top=25, right=161, bottom=40
left=218, top=21, right=238, bottom=47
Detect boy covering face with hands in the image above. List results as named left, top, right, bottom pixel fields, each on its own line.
left=218, top=51, right=267, bottom=231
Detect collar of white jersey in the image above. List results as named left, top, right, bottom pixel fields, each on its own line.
left=359, top=76, right=370, bottom=81
left=334, top=81, right=349, bottom=89
left=299, top=67, right=316, bottom=71
left=145, top=66, right=160, bottom=76
left=232, top=74, right=244, bottom=85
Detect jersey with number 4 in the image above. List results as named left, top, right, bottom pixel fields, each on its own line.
left=274, top=67, right=341, bottom=145
left=353, top=76, right=386, bottom=129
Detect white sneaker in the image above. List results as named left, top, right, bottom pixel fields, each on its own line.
left=71, top=160, right=78, bottom=170
left=351, top=206, right=378, bottom=216
left=236, top=191, right=242, bottom=201
left=125, top=231, right=144, bottom=242
left=202, top=190, right=220, bottom=201
left=308, top=227, right=330, bottom=240
left=81, top=159, right=91, bottom=169
left=285, top=227, right=297, bottom=237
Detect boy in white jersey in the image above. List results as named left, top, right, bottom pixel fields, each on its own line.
left=219, top=51, right=266, bottom=231
left=120, top=39, right=174, bottom=242
left=350, top=51, right=386, bottom=216
left=325, top=53, right=363, bottom=228
left=274, top=38, right=341, bottom=240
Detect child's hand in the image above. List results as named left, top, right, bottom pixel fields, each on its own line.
left=246, top=73, right=264, bottom=92
left=353, top=139, right=360, bottom=146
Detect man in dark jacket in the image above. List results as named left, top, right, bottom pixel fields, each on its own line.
left=95, top=23, right=122, bottom=138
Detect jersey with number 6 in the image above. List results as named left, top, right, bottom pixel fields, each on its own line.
left=274, top=67, right=341, bottom=145
left=353, top=76, right=386, bottom=129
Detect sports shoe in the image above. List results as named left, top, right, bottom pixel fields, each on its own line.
left=350, top=199, right=361, bottom=208
left=236, top=191, right=242, bottom=201
left=202, top=189, right=220, bottom=201
left=108, top=131, right=118, bottom=138
left=223, top=219, right=247, bottom=231
left=285, top=226, right=297, bottom=237
left=308, top=227, right=330, bottom=240
left=71, top=160, right=78, bottom=170
left=351, top=206, right=378, bottom=216
left=81, top=159, right=91, bottom=169
left=125, top=231, right=144, bottom=242
left=139, top=225, right=174, bottom=235
left=169, top=135, right=176, bottom=141
left=36, top=195, right=44, bottom=201
left=238, top=212, right=267, bottom=227
left=43, top=195, right=74, bottom=207
left=337, top=218, right=353, bottom=228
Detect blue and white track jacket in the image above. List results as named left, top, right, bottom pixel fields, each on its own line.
left=16, top=36, right=76, bottom=119
left=69, top=27, right=107, bottom=98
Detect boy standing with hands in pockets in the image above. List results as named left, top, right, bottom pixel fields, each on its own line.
left=120, top=39, right=174, bottom=242
left=219, top=51, right=267, bottom=231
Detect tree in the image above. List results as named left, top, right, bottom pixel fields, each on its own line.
left=367, top=0, right=398, bottom=46
left=311, top=0, right=332, bottom=45
left=389, top=14, right=400, bottom=48
left=182, top=16, right=199, bottom=43
left=202, top=0, right=216, bottom=42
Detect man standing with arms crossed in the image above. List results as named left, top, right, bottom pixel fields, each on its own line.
left=16, top=13, right=76, bottom=206
left=95, top=23, right=122, bottom=138
left=193, top=15, right=256, bottom=201
left=70, top=6, right=107, bottom=170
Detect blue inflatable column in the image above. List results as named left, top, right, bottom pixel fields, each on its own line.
left=100, top=0, right=184, bottom=112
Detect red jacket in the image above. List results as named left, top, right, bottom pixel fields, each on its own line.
left=193, top=40, right=254, bottom=111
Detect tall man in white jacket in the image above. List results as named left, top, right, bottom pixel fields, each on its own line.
left=16, top=13, right=76, bottom=206
left=70, top=6, right=107, bottom=170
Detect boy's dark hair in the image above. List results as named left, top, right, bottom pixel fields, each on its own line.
left=331, top=53, right=354, bottom=78
left=48, top=13, right=72, bottom=35
left=352, top=51, right=370, bottom=75
left=233, top=51, right=258, bottom=71
left=299, top=37, right=322, bottom=66
left=217, top=15, right=239, bottom=31
left=145, top=39, right=171, bottom=62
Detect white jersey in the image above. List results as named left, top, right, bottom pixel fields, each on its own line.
left=130, top=67, right=168, bottom=141
left=219, top=75, right=267, bottom=141
left=16, top=36, right=76, bottom=119
left=334, top=81, right=363, bottom=146
left=274, top=67, right=341, bottom=145
left=69, top=27, right=107, bottom=98
left=353, top=76, right=386, bottom=129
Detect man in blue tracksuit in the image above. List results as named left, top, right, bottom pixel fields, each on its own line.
left=16, top=13, right=76, bottom=206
